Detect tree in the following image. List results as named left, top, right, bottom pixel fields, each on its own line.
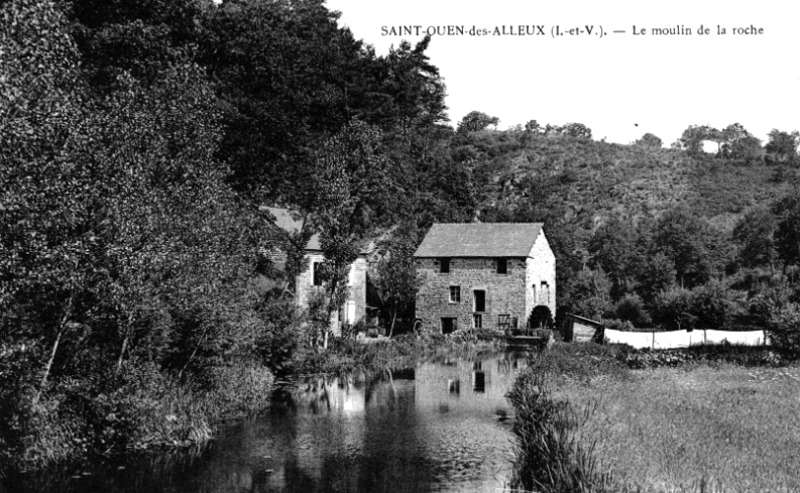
left=773, top=194, right=800, bottom=268
left=1, top=0, right=92, bottom=404
left=613, top=294, right=651, bottom=327
left=457, top=111, right=499, bottom=133
left=197, top=0, right=377, bottom=201
left=766, top=303, right=800, bottom=353
left=311, top=120, right=392, bottom=346
left=635, top=133, right=662, bottom=148
left=652, top=287, right=696, bottom=331
left=732, top=206, right=779, bottom=270
left=561, top=122, right=592, bottom=139
left=765, top=129, right=800, bottom=164
left=690, top=280, right=744, bottom=329
left=588, top=216, right=638, bottom=297
left=524, top=119, right=543, bottom=134
left=370, top=231, right=421, bottom=336
left=680, top=124, right=716, bottom=155
left=69, top=0, right=206, bottom=93
left=370, top=36, right=449, bottom=128
left=719, top=123, right=762, bottom=162
left=636, top=252, right=677, bottom=301
left=652, top=208, right=721, bottom=288
left=568, top=268, right=613, bottom=321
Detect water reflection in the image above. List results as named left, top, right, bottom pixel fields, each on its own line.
left=2, top=351, right=532, bottom=493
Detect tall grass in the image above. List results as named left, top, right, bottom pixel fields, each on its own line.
left=506, top=343, right=800, bottom=492
left=506, top=356, right=615, bottom=493
left=561, top=364, right=800, bottom=493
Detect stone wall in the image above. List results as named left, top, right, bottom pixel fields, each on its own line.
left=296, top=253, right=367, bottom=336
left=415, top=257, right=527, bottom=333
left=525, top=231, right=557, bottom=322
left=347, top=257, right=368, bottom=325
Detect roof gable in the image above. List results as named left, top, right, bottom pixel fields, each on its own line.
left=262, top=206, right=321, bottom=250
left=414, top=223, right=544, bottom=258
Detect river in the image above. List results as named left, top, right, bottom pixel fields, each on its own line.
left=2, top=351, right=531, bottom=493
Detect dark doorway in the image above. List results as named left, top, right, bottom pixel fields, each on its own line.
left=473, top=290, right=486, bottom=312
left=473, top=371, right=486, bottom=393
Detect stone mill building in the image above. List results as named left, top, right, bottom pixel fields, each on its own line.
left=413, top=223, right=556, bottom=334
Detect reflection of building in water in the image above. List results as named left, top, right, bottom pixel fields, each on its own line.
left=253, top=356, right=525, bottom=493
left=414, top=355, right=528, bottom=416
left=264, top=374, right=421, bottom=492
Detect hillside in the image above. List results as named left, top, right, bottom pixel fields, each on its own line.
left=465, top=130, right=797, bottom=232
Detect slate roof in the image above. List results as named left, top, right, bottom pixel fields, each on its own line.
left=262, top=206, right=321, bottom=250
left=414, top=223, right=544, bottom=258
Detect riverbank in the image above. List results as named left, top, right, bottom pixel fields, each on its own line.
left=0, top=330, right=505, bottom=475
left=506, top=343, right=800, bottom=493
left=0, top=360, right=275, bottom=474
left=292, top=330, right=506, bottom=379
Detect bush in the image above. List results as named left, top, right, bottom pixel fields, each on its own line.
left=651, top=286, right=697, bottom=331
left=256, top=299, right=307, bottom=376
left=528, top=305, right=555, bottom=330
left=0, top=389, right=85, bottom=469
left=690, top=280, right=745, bottom=329
left=197, top=363, right=274, bottom=416
left=613, top=293, right=651, bottom=327
left=604, top=319, right=635, bottom=332
left=767, top=303, right=800, bottom=353
left=617, top=345, right=790, bottom=370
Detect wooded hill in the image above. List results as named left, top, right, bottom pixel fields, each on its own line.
left=471, top=130, right=797, bottom=229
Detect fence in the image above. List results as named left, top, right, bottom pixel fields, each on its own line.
left=604, top=328, right=768, bottom=349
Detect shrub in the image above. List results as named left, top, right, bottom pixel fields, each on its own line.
left=197, top=363, right=274, bottom=416
left=690, top=280, right=745, bottom=329
left=613, top=293, right=651, bottom=327
left=604, top=318, right=635, bottom=332
left=651, top=286, right=697, bottom=330
left=617, top=345, right=790, bottom=369
left=0, top=389, right=84, bottom=470
left=256, top=299, right=307, bottom=376
left=767, top=303, right=800, bottom=353
left=528, top=305, right=555, bottom=330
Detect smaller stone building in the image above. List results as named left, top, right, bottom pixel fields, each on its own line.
left=264, top=207, right=367, bottom=335
left=414, top=223, right=555, bottom=334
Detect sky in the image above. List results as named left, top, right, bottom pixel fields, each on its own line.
left=324, top=0, right=799, bottom=146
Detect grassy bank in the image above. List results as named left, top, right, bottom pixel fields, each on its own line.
left=290, top=330, right=506, bottom=381
left=1, top=329, right=502, bottom=473
left=561, top=364, right=800, bottom=492
left=0, top=361, right=274, bottom=473
left=506, top=343, right=800, bottom=493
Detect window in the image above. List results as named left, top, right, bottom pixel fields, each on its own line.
left=448, top=379, right=460, bottom=395
left=449, top=286, right=461, bottom=303
left=541, top=281, right=550, bottom=304
left=441, top=317, right=458, bottom=335
left=498, top=314, right=510, bottom=330
left=312, top=262, right=322, bottom=286
left=473, top=314, right=482, bottom=329
left=496, top=258, right=507, bottom=274
left=439, top=258, right=450, bottom=273
left=345, top=300, right=356, bottom=324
